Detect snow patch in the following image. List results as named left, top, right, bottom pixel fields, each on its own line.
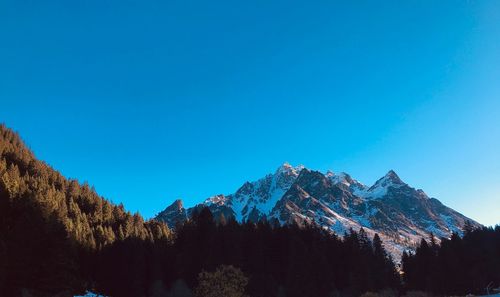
left=74, top=291, right=106, bottom=297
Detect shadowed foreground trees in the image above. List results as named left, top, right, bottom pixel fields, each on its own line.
left=195, top=265, right=248, bottom=297
left=93, top=207, right=400, bottom=297
left=402, top=225, right=500, bottom=296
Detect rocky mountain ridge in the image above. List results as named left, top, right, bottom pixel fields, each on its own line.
left=155, top=163, right=481, bottom=259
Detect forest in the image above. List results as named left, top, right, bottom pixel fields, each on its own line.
left=0, top=124, right=498, bottom=297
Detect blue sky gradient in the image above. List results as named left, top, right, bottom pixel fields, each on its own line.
left=1, top=0, right=499, bottom=225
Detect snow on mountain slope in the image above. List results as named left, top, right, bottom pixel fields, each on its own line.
left=193, top=162, right=304, bottom=222
left=155, top=163, right=482, bottom=259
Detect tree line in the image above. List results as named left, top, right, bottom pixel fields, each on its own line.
left=92, top=208, right=400, bottom=297
left=402, top=224, right=500, bottom=296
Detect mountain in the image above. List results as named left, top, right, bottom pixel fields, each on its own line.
left=155, top=162, right=481, bottom=259
left=155, top=199, right=187, bottom=228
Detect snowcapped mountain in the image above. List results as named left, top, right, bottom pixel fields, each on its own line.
left=155, top=163, right=481, bottom=259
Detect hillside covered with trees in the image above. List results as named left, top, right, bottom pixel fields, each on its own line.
left=0, top=124, right=170, bottom=296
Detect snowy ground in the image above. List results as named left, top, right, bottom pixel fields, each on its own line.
left=74, top=291, right=106, bottom=297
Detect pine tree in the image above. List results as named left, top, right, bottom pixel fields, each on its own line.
left=194, top=265, right=248, bottom=297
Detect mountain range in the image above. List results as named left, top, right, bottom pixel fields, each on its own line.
left=155, top=163, right=481, bottom=259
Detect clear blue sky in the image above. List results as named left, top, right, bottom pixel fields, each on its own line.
left=1, top=1, right=499, bottom=226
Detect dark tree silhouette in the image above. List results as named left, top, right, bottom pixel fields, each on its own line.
left=402, top=226, right=500, bottom=295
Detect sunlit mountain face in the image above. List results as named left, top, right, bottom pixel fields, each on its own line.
left=156, top=163, right=481, bottom=260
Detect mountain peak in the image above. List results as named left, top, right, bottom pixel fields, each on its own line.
left=276, top=162, right=305, bottom=175
left=365, top=170, right=406, bottom=197
left=280, top=161, right=292, bottom=169
left=167, top=199, right=184, bottom=210
left=375, top=170, right=404, bottom=186
left=328, top=171, right=350, bottom=185
left=155, top=199, right=188, bottom=227
left=385, top=170, right=402, bottom=183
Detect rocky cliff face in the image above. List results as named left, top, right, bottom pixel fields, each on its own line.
left=155, top=199, right=187, bottom=228
left=155, top=163, right=481, bottom=259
